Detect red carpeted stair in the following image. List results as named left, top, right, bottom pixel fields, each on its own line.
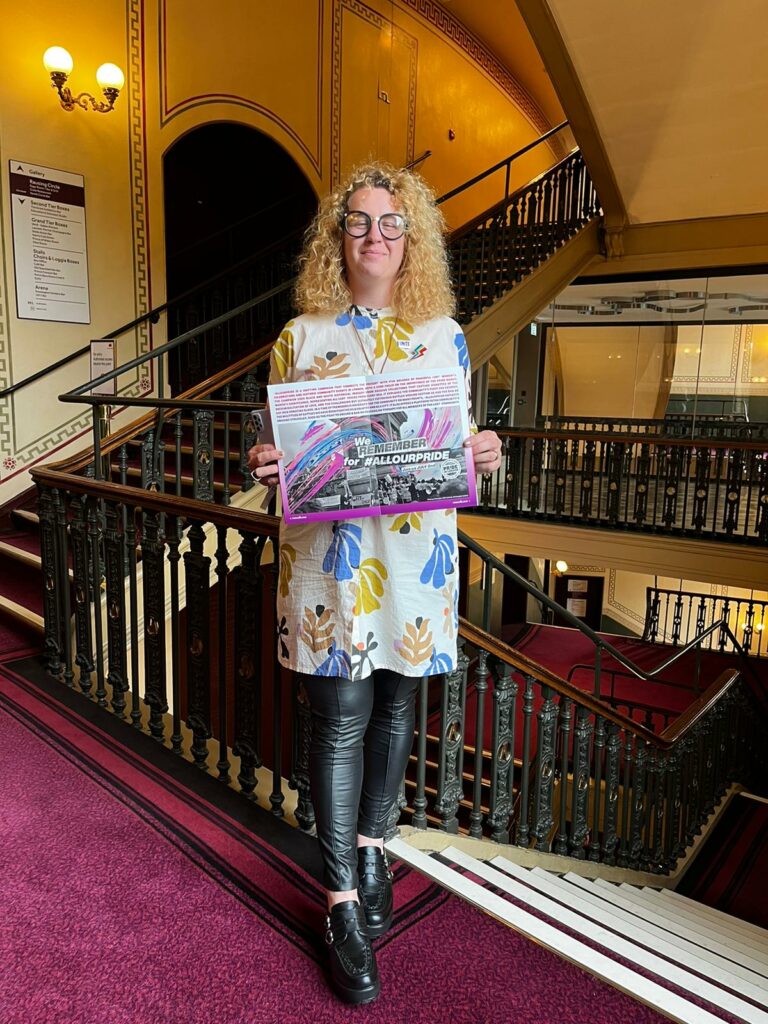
left=676, top=792, right=768, bottom=930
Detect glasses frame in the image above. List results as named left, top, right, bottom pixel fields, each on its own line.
left=340, top=210, right=408, bottom=240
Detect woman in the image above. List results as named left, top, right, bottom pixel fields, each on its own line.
left=248, top=162, right=501, bottom=1004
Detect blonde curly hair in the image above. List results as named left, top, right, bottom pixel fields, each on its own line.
left=294, top=161, right=455, bottom=323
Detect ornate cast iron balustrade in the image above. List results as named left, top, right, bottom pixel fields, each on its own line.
left=536, top=415, right=768, bottom=443
left=472, top=427, right=768, bottom=545
left=32, top=463, right=766, bottom=876
left=644, top=587, right=768, bottom=658
left=449, top=151, right=599, bottom=324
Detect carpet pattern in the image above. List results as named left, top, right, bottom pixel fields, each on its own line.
left=0, top=660, right=672, bottom=1024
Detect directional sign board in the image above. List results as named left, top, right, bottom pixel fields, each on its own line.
left=9, top=160, right=90, bottom=324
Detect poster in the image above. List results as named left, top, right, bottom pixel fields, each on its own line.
left=89, top=340, right=116, bottom=396
left=9, top=160, right=90, bottom=324
left=268, top=367, right=477, bottom=523
left=568, top=579, right=588, bottom=593
left=567, top=598, right=588, bottom=617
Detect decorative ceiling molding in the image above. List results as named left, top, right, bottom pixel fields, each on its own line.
left=538, top=273, right=768, bottom=325
left=396, top=0, right=552, bottom=136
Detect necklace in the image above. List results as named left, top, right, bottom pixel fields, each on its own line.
left=348, top=307, right=398, bottom=375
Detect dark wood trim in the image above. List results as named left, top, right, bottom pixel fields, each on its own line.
left=30, top=469, right=281, bottom=536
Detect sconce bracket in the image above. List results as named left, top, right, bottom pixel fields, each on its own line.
left=50, top=73, right=118, bottom=113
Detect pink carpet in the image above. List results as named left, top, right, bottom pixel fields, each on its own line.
left=0, top=661, right=673, bottom=1024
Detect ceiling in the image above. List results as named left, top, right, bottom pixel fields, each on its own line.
left=536, top=0, right=768, bottom=225
left=537, top=273, right=768, bottom=325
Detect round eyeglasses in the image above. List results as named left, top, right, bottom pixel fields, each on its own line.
left=341, top=210, right=408, bottom=240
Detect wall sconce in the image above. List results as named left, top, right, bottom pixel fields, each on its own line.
left=43, top=46, right=125, bottom=113
left=553, top=559, right=569, bottom=576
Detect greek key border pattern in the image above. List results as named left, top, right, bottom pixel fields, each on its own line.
left=606, top=568, right=645, bottom=626
left=672, top=325, right=741, bottom=385
left=394, top=0, right=550, bottom=135
left=393, top=25, right=418, bottom=166
left=128, top=0, right=152, bottom=385
left=0, top=172, right=11, bottom=469
left=0, top=0, right=149, bottom=477
left=741, top=324, right=768, bottom=385
left=567, top=565, right=605, bottom=573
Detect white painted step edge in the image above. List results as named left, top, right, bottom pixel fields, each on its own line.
left=659, top=888, right=768, bottom=944
left=552, top=870, right=768, bottom=995
left=641, top=884, right=768, bottom=948
left=487, top=858, right=768, bottom=1007
left=441, top=846, right=768, bottom=1024
left=584, top=877, right=768, bottom=979
left=616, top=882, right=768, bottom=966
left=385, top=838, right=727, bottom=1024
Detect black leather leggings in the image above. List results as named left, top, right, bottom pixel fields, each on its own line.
left=300, top=669, right=420, bottom=891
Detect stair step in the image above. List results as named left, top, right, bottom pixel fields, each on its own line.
left=658, top=886, right=768, bottom=945
left=0, top=550, right=44, bottom=617
left=126, top=439, right=238, bottom=461
left=9, top=509, right=40, bottom=531
left=0, top=596, right=44, bottom=633
left=446, top=846, right=768, bottom=1024
left=386, top=837, right=731, bottom=1024
left=123, top=466, right=244, bottom=494
left=0, top=539, right=42, bottom=570
left=572, top=875, right=768, bottom=977
left=561, top=872, right=768, bottom=991
left=487, top=858, right=768, bottom=1005
left=613, top=880, right=768, bottom=968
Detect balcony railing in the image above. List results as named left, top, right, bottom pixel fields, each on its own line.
left=644, top=587, right=768, bottom=658
left=30, top=465, right=767, bottom=874
left=534, top=415, right=768, bottom=442
left=472, top=427, right=768, bottom=545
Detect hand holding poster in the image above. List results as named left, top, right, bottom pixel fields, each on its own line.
left=268, top=367, right=477, bottom=523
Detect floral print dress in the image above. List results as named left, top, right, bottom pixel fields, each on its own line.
left=271, top=306, right=475, bottom=679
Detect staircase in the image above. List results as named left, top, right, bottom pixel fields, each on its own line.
left=0, top=502, right=46, bottom=656
left=387, top=835, right=768, bottom=1024
left=0, top=133, right=599, bottom=656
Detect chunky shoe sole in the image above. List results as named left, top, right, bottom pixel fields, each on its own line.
left=331, top=977, right=381, bottom=1005
left=363, top=911, right=393, bottom=939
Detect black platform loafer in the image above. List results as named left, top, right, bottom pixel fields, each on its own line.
left=357, top=845, right=394, bottom=938
left=324, top=900, right=380, bottom=1005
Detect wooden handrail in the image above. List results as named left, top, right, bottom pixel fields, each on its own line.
left=459, top=616, right=742, bottom=750
left=659, top=669, right=741, bottom=744
left=30, top=468, right=281, bottom=536
left=47, top=340, right=274, bottom=475
left=447, top=148, right=581, bottom=244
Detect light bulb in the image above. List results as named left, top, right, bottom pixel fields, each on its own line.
left=555, top=560, right=569, bottom=575
left=96, top=63, right=125, bottom=91
left=43, top=46, right=74, bottom=75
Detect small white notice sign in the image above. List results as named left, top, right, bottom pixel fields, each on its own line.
left=9, top=160, right=90, bottom=324
left=567, top=598, right=588, bottom=617
left=90, top=340, right=116, bottom=396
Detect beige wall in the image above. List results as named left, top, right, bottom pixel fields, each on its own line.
left=546, top=325, right=673, bottom=419
left=0, top=0, right=553, bottom=503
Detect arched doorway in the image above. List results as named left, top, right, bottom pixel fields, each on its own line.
left=163, top=123, right=316, bottom=393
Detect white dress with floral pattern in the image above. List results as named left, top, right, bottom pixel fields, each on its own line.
left=270, top=307, right=475, bottom=679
